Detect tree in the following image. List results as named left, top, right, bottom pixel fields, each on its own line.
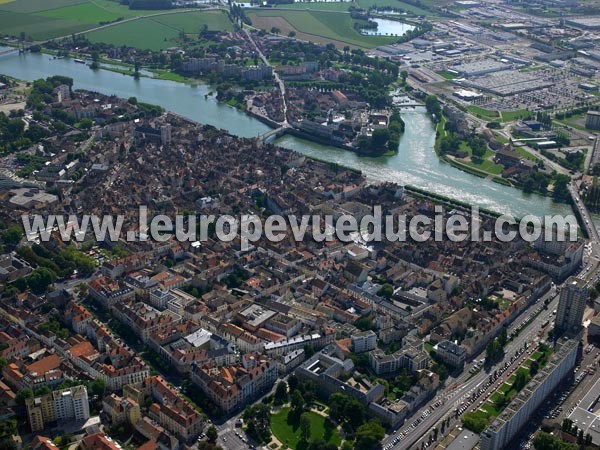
left=274, top=381, right=288, bottom=404
left=90, top=379, right=106, bottom=397
left=371, top=128, right=390, bottom=150
left=16, top=387, right=33, bottom=406
left=377, top=283, right=394, bottom=299
left=498, top=327, right=508, bottom=347
left=291, top=389, right=305, bottom=414
left=288, top=374, right=299, bottom=392
left=271, top=27, right=281, bottom=35
left=354, top=420, right=385, bottom=450
left=27, top=267, right=56, bottom=293
left=206, top=425, right=218, bottom=444
left=533, top=431, right=577, bottom=450
left=90, top=51, right=100, bottom=70
left=299, top=412, right=312, bottom=443
left=425, top=95, right=442, bottom=117
left=288, top=31, right=296, bottom=38
left=462, top=411, right=488, bottom=433
left=400, top=70, right=408, bottom=84
left=513, top=369, right=529, bottom=392
left=243, top=403, right=271, bottom=444
left=1, top=226, right=23, bottom=248
left=328, top=393, right=365, bottom=430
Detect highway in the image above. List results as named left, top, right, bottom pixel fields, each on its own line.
left=384, top=287, right=560, bottom=450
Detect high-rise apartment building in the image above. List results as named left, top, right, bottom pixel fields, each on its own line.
left=556, top=277, right=588, bottom=333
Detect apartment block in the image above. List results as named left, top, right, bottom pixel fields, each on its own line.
left=556, top=277, right=588, bottom=334
left=26, top=385, right=90, bottom=432
left=351, top=330, right=377, bottom=353
left=480, top=338, right=579, bottom=450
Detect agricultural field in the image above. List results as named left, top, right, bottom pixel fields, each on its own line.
left=277, top=1, right=356, bottom=11
left=152, top=9, right=234, bottom=33
left=0, top=9, right=92, bottom=40
left=0, top=0, right=87, bottom=13
left=247, top=9, right=397, bottom=48
left=38, top=2, right=128, bottom=23
left=86, top=11, right=234, bottom=51
left=0, top=0, right=203, bottom=40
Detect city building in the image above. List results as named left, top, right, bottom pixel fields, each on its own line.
left=480, top=338, right=579, bottom=450
left=351, top=330, right=377, bottom=353
left=555, top=277, right=588, bottom=334
left=434, top=340, right=467, bottom=369
left=102, top=393, right=141, bottom=426
left=26, top=385, right=90, bottom=432
left=586, top=110, right=600, bottom=130
left=297, top=350, right=385, bottom=405
left=568, top=377, right=600, bottom=445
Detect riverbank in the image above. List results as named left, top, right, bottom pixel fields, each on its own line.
left=0, top=48, right=575, bottom=219
left=432, top=112, right=564, bottom=200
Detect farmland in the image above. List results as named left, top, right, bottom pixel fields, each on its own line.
left=274, top=0, right=439, bottom=17
left=0, top=0, right=87, bottom=14
left=86, top=11, right=234, bottom=51
left=38, top=3, right=127, bottom=23
left=0, top=10, right=92, bottom=40
left=246, top=9, right=398, bottom=48
left=0, top=0, right=218, bottom=41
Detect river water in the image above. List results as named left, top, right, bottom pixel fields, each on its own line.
left=0, top=49, right=575, bottom=219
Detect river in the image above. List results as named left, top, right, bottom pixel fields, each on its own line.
left=0, top=48, right=575, bottom=219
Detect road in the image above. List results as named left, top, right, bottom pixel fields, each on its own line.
left=243, top=29, right=288, bottom=126
left=385, top=288, right=560, bottom=450
left=569, top=183, right=600, bottom=243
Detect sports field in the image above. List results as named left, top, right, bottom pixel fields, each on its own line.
left=86, top=10, right=234, bottom=51
left=247, top=9, right=397, bottom=48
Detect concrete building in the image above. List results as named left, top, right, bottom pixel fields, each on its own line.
left=296, top=350, right=385, bottom=406
left=568, top=377, right=600, bottom=445
left=555, top=277, right=588, bottom=334
left=351, top=330, right=377, bottom=353
left=102, top=393, right=141, bottom=426
left=480, top=338, right=579, bottom=450
left=435, top=340, right=467, bottom=369
left=26, top=385, right=90, bottom=432
left=586, top=110, right=600, bottom=130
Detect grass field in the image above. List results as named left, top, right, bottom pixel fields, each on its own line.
left=514, top=145, right=538, bottom=162
left=455, top=142, right=503, bottom=175
left=0, top=0, right=210, bottom=41
left=0, top=10, right=92, bottom=40
left=247, top=9, right=397, bottom=48
left=0, top=0, right=86, bottom=13
left=500, top=109, right=529, bottom=122
left=86, top=11, right=233, bottom=51
left=270, top=408, right=342, bottom=449
left=152, top=10, right=234, bottom=33
left=466, top=105, right=500, bottom=121
left=437, top=70, right=457, bottom=80
left=38, top=2, right=126, bottom=23
left=282, top=1, right=356, bottom=11
left=356, top=0, right=437, bottom=17
left=272, top=0, right=435, bottom=15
